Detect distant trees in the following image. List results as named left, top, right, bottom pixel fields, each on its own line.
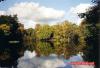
left=32, top=21, right=86, bottom=58
left=53, top=21, right=78, bottom=43
left=23, top=28, right=35, bottom=51
left=35, top=24, right=53, bottom=41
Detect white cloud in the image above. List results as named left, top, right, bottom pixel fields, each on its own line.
left=70, top=4, right=92, bottom=14
left=20, top=19, right=37, bottom=29
left=0, top=2, right=65, bottom=28
left=6, top=2, right=65, bottom=28
left=0, top=3, right=92, bottom=28
left=66, top=4, right=92, bottom=25
left=0, top=11, right=6, bottom=15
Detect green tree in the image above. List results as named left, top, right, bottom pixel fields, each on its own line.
left=35, top=24, right=53, bottom=40
left=23, top=28, right=35, bottom=51
left=53, top=21, right=86, bottom=59
left=79, top=0, right=100, bottom=67
left=26, top=28, right=35, bottom=40
left=0, top=15, right=26, bottom=67
left=35, top=41, right=54, bottom=56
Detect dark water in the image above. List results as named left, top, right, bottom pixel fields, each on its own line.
left=0, top=41, right=79, bottom=68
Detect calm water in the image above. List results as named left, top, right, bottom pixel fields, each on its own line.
left=0, top=41, right=94, bottom=68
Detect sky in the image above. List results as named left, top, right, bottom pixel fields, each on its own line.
left=0, top=0, right=92, bottom=29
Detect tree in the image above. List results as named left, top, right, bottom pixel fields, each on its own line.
left=35, top=24, right=53, bottom=41
left=53, top=21, right=86, bottom=59
left=79, top=0, right=100, bottom=67
left=23, top=28, right=35, bottom=51
left=35, top=41, right=54, bottom=56
left=0, top=15, right=26, bottom=67
left=26, top=28, right=35, bottom=40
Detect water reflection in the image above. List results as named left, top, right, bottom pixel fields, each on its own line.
left=35, top=41, right=54, bottom=56
left=0, top=41, right=81, bottom=68
left=0, top=36, right=26, bottom=68
left=34, top=41, right=79, bottom=59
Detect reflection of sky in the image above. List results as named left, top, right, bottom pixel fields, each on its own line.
left=17, top=50, right=94, bottom=68
left=60, top=54, right=83, bottom=68
left=69, top=55, right=83, bottom=62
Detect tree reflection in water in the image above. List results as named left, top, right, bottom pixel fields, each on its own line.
left=0, top=41, right=83, bottom=68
